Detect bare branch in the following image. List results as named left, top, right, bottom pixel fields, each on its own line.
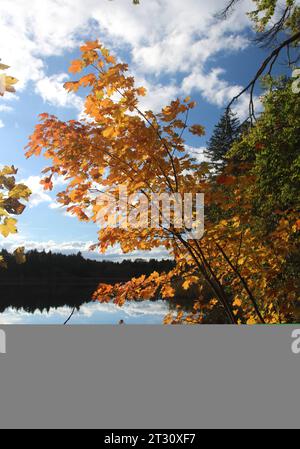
left=216, top=0, right=241, bottom=19
left=227, top=31, right=300, bottom=124
left=253, top=6, right=292, bottom=48
left=64, top=307, right=77, bottom=325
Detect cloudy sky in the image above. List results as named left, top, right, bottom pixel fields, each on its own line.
left=0, top=0, right=268, bottom=260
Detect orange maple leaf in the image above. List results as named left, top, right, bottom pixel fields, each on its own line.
left=69, top=59, right=83, bottom=74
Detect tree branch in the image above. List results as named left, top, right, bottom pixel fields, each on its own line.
left=64, top=307, right=77, bottom=325
left=227, top=31, right=300, bottom=124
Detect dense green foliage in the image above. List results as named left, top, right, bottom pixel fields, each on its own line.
left=228, top=79, right=300, bottom=224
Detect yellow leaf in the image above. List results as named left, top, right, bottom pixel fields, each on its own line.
left=0, top=63, right=10, bottom=70
left=233, top=298, right=242, bottom=307
left=103, top=127, right=118, bottom=139
left=161, top=285, right=175, bottom=298
left=0, top=217, right=17, bottom=237
left=5, top=76, right=18, bottom=86
left=182, top=280, right=191, bottom=290
left=247, top=317, right=257, bottom=325
left=0, top=74, right=18, bottom=96
left=9, top=184, right=31, bottom=200
left=163, top=313, right=174, bottom=325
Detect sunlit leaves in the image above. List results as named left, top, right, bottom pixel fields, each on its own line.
left=69, top=59, right=84, bottom=74
left=161, top=284, right=175, bottom=299
left=0, top=165, right=31, bottom=266
left=0, top=217, right=17, bottom=237
left=136, top=87, right=147, bottom=97
left=189, top=125, right=205, bottom=136
left=26, top=40, right=299, bottom=324
left=0, top=65, right=29, bottom=266
left=80, top=41, right=101, bottom=52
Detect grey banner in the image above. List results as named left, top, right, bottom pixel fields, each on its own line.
left=0, top=325, right=299, bottom=429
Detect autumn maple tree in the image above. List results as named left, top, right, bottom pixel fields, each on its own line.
left=26, top=40, right=299, bottom=324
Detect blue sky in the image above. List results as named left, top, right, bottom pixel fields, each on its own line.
left=0, top=0, right=276, bottom=260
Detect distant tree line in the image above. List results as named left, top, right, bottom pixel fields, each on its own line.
left=0, top=249, right=174, bottom=284
left=0, top=250, right=175, bottom=314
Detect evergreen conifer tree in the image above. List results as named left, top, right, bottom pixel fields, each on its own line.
left=205, top=108, right=240, bottom=168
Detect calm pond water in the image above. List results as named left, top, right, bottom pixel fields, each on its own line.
left=0, top=300, right=170, bottom=325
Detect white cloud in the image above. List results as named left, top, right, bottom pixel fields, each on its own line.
left=0, top=233, right=94, bottom=253
left=0, top=104, right=13, bottom=113
left=0, top=0, right=259, bottom=262
left=132, top=12, right=249, bottom=75
left=48, top=201, right=63, bottom=210
left=0, top=231, right=169, bottom=261
left=0, top=119, right=4, bottom=128
left=21, top=175, right=52, bottom=207
left=136, top=77, right=180, bottom=113
left=181, top=67, right=261, bottom=119
left=0, top=0, right=254, bottom=114
left=21, top=174, right=68, bottom=208
left=35, top=73, right=83, bottom=110
left=185, top=146, right=209, bottom=164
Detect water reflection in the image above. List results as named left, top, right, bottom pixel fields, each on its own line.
left=0, top=300, right=170, bottom=325
left=0, top=280, right=194, bottom=324
left=0, top=254, right=184, bottom=324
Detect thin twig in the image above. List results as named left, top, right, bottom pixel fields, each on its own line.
left=64, top=307, right=77, bottom=325
left=227, top=31, right=300, bottom=124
